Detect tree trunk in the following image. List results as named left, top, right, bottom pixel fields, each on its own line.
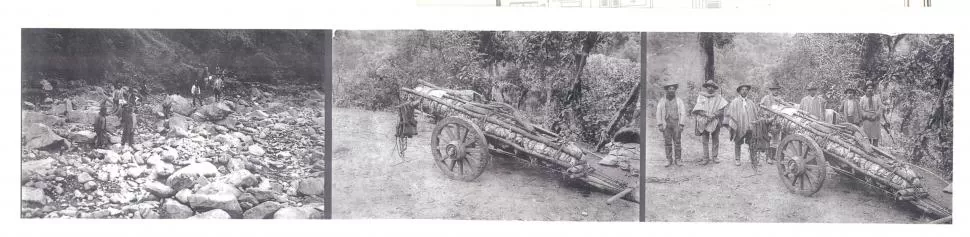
left=699, top=33, right=715, bottom=83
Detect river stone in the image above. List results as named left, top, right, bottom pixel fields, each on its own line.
left=166, top=162, right=218, bottom=191
left=243, top=201, right=283, bottom=219
left=188, top=209, right=231, bottom=219
left=162, top=198, right=194, bottom=219
left=187, top=193, right=242, bottom=218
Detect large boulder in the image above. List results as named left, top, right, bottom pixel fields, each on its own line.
left=22, top=186, right=48, bottom=207
left=144, top=181, right=176, bottom=198
left=272, top=205, right=324, bottom=219
left=196, top=182, right=243, bottom=198
left=161, top=199, right=194, bottom=219
left=164, top=114, right=191, bottom=138
left=68, top=130, right=96, bottom=144
left=23, top=123, right=69, bottom=150
left=243, top=201, right=283, bottom=219
left=247, top=188, right=284, bottom=203
left=22, top=111, right=63, bottom=128
left=166, top=162, right=219, bottom=191
left=188, top=209, right=231, bottom=219
left=219, top=170, right=260, bottom=188
left=164, top=94, right=195, bottom=116
left=297, top=177, right=326, bottom=197
left=65, top=110, right=98, bottom=124
left=187, top=193, right=242, bottom=218
left=21, top=158, right=55, bottom=184
left=191, top=102, right=234, bottom=122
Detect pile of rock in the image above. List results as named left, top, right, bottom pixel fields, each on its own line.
left=21, top=86, right=328, bottom=219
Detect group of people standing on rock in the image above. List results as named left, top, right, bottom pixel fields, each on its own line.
left=93, top=66, right=227, bottom=150
left=94, top=84, right=142, bottom=149
left=656, top=78, right=885, bottom=169
left=191, top=66, right=226, bottom=107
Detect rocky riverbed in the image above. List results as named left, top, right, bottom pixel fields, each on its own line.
left=21, top=83, right=327, bottom=219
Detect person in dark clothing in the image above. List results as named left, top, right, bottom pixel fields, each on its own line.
left=93, top=101, right=111, bottom=149
left=120, top=102, right=136, bottom=148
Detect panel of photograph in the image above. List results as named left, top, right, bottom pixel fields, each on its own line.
left=20, top=29, right=331, bottom=219
left=642, top=32, right=953, bottom=223
left=333, top=30, right=641, bottom=221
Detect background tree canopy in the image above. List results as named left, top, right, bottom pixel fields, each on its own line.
left=334, top=30, right=640, bottom=145
left=646, top=32, right=953, bottom=179
left=21, top=29, right=328, bottom=93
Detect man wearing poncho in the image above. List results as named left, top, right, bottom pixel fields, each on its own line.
left=691, top=80, right=728, bottom=165
left=723, top=84, right=759, bottom=167
left=759, top=80, right=785, bottom=164
left=860, top=82, right=883, bottom=146
left=655, top=82, right=687, bottom=167
left=798, top=83, right=826, bottom=120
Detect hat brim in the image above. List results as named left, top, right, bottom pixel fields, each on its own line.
left=663, top=84, right=679, bottom=90
left=736, top=85, right=752, bottom=93
left=702, top=83, right=719, bottom=89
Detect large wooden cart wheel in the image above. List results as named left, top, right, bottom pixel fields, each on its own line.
left=431, top=116, right=490, bottom=181
left=775, top=133, right=828, bottom=196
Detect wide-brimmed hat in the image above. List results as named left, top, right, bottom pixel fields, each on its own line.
left=662, top=82, right=679, bottom=90
left=863, top=82, right=877, bottom=91
left=702, top=80, right=719, bottom=89
left=736, top=84, right=752, bottom=93
left=844, top=88, right=859, bottom=94
left=766, top=79, right=782, bottom=90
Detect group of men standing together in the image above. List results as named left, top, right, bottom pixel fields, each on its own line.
left=656, top=78, right=885, bottom=168
left=92, top=66, right=226, bottom=150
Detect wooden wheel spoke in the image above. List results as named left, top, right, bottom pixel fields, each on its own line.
left=448, top=159, right=457, bottom=171
left=458, top=158, right=465, bottom=175
left=804, top=172, right=816, bottom=188
left=460, top=126, right=469, bottom=143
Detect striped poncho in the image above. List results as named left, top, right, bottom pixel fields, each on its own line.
left=691, top=92, right=728, bottom=133
left=724, top=96, right=759, bottom=137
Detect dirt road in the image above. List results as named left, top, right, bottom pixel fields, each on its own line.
left=644, top=115, right=948, bottom=223
left=332, top=107, right=637, bottom=221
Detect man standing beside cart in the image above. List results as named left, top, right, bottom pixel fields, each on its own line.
left=839, top=88, right=863, bottom=126
left=691, top=80, right=728, bottom=165
left=724, top=84, right=759, bottom=167
left=759, top=80, right=785, bottom=164
left=656, top=81, right=686, bottom=167
left=860, top=82, right=883, bottom=146
left=799, top=82, right=826, bottom=120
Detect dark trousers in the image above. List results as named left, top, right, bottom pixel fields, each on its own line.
left=663, top=122, right=682, bottom=162
left=700, top=128, right=720, bottom=160
left=734, top=130, right=758, bottom=166
left=192, top=95, right=202, bottom=106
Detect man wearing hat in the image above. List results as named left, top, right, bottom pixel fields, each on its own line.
left=691, top=80, right=728, bottom=165
left=860, top=82, right=883, bottom=146
left=759, top=79, right=785, bottom=164
left=656, top=81, right=687, bottom=167
left=724, top=84, right=759, bottom=167
left=798, top=82, right=826, bottom=119
left=839, top=87, right=863, bottom=125
left=760, top=79, right=785, bottom=109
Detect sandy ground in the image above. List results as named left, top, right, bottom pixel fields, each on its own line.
left=644, top=115, right=951, bottom=223
left=332, top=107, right=637, bottom=221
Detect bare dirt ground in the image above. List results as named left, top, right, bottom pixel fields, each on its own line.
left=332, top=107, right=637, bottom=221
left=644, top=115, right=951, bottom=223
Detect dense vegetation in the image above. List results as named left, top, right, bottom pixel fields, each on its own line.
left=334, top=30, right=640, bottom=145
left=647, top=33, right=953, bottom=179
left=21, top=29, right=328, bottom=94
